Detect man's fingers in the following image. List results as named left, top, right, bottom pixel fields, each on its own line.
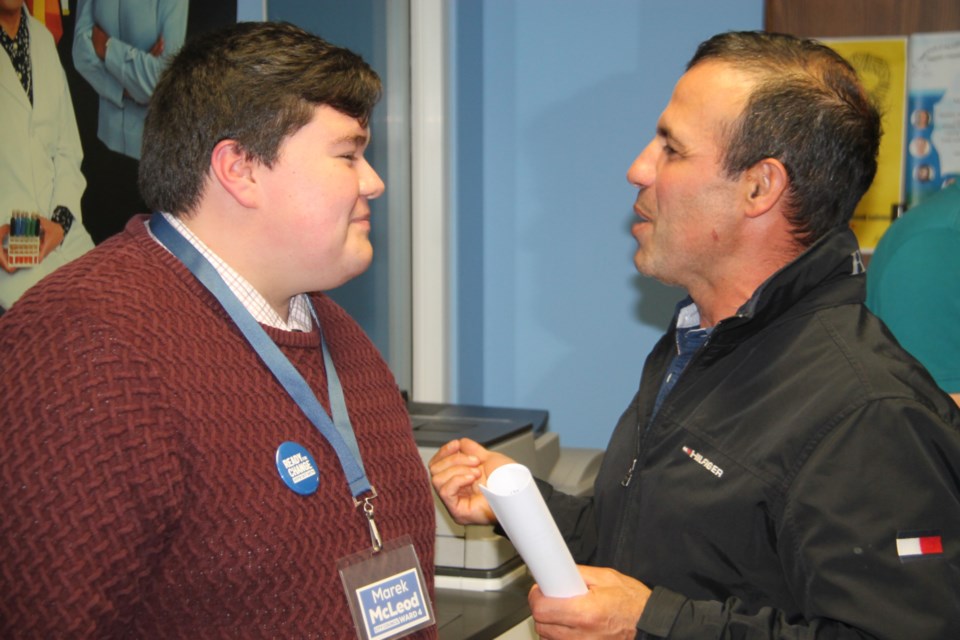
left=431, top=464, right=481, bottom=496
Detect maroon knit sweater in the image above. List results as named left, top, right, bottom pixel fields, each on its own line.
left=0, top=216, right=436, bottom=638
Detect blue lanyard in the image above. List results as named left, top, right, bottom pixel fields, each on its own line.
left=149, top=212, right=372, bottom=499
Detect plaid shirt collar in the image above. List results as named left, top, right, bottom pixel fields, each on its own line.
left=150, top=213, right=313, bottom=332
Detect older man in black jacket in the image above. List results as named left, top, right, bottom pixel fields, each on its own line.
left=430, top=31, right=960, bottom=640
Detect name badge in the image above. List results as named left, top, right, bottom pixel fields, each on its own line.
left=275, top=441, right=320, bottom=495
left=338, top=536, right=435, bottom=639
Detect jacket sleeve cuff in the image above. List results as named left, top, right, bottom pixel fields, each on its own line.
left=636, top=586, right=687, bottom=638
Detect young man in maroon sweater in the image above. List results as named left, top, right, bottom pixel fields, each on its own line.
left=0, top=21, right=437, bottom=638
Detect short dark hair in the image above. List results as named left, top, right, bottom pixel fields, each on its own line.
left=688, top=31, right=881, bottom=246
left=140, top=21, right=382, bottom=215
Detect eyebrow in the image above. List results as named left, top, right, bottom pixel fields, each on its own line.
left=331, top=133, right=370, bottom=148
left=656, top=123, right=686, bottom=151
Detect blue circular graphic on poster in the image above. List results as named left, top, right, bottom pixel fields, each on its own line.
left=275, top=441, right=320, bottom=496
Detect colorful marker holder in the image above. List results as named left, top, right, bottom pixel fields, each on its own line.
left=7, top=211, right=41, bottom=267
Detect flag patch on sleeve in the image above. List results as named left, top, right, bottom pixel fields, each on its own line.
left=896, top=531, right=943, bottom=560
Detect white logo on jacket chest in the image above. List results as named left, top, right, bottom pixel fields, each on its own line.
left=681, top=446, right=724, bottom=478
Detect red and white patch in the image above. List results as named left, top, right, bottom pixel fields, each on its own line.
left=896, top=534, right=943, bottom=559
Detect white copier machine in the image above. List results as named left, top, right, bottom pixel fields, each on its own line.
left=409, top=401, right=603, bottom=591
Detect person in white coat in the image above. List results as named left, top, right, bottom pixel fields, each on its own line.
left=0, top=0, right=94, bottom=312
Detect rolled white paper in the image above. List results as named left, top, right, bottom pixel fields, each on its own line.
left=479, top=463, right=588, bottom=598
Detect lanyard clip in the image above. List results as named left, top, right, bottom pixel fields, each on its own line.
left=354, top=487, right=382, bottom=553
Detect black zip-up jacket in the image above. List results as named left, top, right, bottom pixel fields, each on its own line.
left=539, top=228, right=960, bottom=638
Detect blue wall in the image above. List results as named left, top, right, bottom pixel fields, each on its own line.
left=236, top=0, right=264, bottom=22
left=452, top=1, right=763, bottom=448
left=267, top=0, right=396, bottom=368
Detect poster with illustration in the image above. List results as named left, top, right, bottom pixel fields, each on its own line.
left=905, top=31, right=960, bottom=209
left=1, top=0, right=239, bottom=310
left=64, top=0, right=239, bottom=244
left=824, top=37, right=908, bottom=253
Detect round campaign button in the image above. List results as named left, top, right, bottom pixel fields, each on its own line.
left=275, top=441, right=320, bottom=495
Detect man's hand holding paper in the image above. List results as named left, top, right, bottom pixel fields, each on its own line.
left=528, top=565, right=651, bottom=640
left=429, top=438, right=652, bottom=639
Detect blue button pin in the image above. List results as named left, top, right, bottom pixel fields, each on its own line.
left=276, top=441, right=320, bottom=495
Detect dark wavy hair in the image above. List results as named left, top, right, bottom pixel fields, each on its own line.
left=140, top=21, right=382, bottom=216
left=689, top=31, right=881, bottom=246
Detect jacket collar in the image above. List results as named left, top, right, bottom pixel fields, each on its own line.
left=740, top=226, right=865, bottom=325
left=671, top=227, right=865, bottom=348
left=642, top=227, right=866, bottom=422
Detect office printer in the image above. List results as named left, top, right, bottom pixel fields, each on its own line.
left=409, top=400, right=603, bottom=591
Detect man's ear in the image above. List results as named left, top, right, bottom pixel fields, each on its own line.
left=744, top=157, right=788, bottom=218
left=209, top=139, right=260, bottom=208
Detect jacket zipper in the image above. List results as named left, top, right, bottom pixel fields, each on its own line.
left=620, top=320, right=730, bottom=488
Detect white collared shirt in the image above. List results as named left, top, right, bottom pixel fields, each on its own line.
left=149, top=213, right=313, bottom=332
left=676, top=300, right=703, bottom=331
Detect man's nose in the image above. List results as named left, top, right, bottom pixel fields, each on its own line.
left=626, top=139, right=659, bottom=189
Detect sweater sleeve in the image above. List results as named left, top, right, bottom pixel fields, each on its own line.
left=0, top=318, right=186, bottom=636
left=638, top=398, right=960, bottom=639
